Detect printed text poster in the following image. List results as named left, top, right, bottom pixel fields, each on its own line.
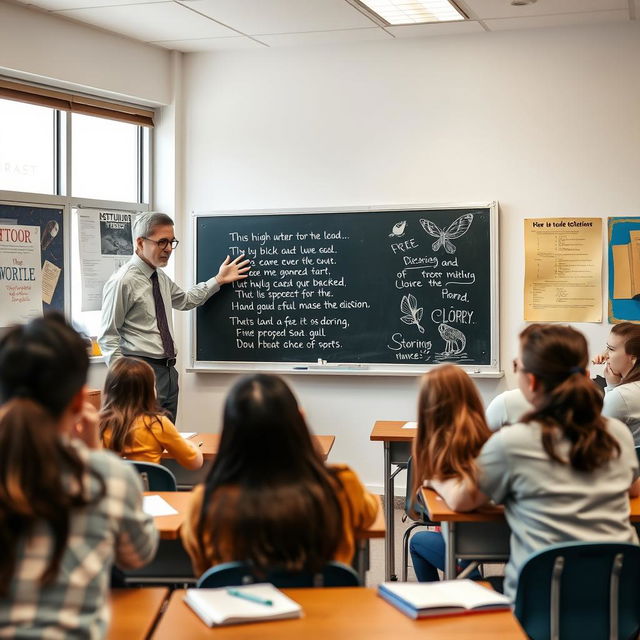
left=524, top=217, right=602, bottom=322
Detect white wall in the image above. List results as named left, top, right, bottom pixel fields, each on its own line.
left=0, top=1, right=172, bottom=105
left=177, top=22, right=640, bottom=493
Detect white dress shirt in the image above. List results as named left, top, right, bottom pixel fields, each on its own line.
left=99, top=254, right=220, bottom=364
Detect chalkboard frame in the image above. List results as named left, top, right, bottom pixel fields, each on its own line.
left=189, top=202, right=500, bottom=377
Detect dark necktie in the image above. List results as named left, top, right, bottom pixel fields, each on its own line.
left=150, top=270, right=175, bottom=358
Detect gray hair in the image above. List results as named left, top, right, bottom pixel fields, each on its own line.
left=133, top=212, right=174, bottom=240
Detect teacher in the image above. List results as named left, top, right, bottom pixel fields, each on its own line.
left=99, top=212, right=249, bottom=422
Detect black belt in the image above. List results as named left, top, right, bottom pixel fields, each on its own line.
left=128, top=355, right=177, bottom=368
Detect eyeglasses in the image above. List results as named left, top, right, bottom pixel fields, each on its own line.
left=142, top=237, right=179, bottom=250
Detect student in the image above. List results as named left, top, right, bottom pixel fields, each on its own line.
left=434, top=324, right=640, bottom=601
left=100, top=356, right=204, bottom=469
left=485, top=387, right=532, bottom=431
left=181, top=374, right=378, bottom=576
left=594, top=322, right=640, bottom=445
left=0, top=314, right=157, bottom=638
left=409, top=364, right=492, bottom=582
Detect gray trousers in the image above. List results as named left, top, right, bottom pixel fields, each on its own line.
left=136, top=358, right=179, bottom=424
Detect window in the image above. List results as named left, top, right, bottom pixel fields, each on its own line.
left=0, top=84, right=153, bottom=346
left=72, top=114, right=139, bottom=202
left=0, top=99, right=55, bottom=194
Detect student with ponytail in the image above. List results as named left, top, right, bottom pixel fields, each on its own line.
left=409, top=364, right=491, bottom=581
left=594, top=322, right=640, bottom=445
left=433, top=324, right=640, bottom=600
left=0, top=314, right=157, bottom=638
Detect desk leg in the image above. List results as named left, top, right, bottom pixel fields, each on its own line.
left=443, top=521, right=456, bottom=580
left=355, top=539, right=368, bottom=585
left=383, top=441, right=397, bottom=581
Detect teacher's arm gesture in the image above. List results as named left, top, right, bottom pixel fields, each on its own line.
left=216, top=254, right=251, bottom=285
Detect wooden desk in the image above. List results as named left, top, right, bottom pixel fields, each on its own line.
left=370, top=420, right=415, bottom=580
left=152, top=587, right=526, bottom=639
left=108, top=588, right=168, bottom=640
left=165, top=434, right=335, bottom=461
left=146, top=491, right=193, bottom=540
left=422, top=488, right=640, bottom=579
left=146, top=492, right=385, bottom=583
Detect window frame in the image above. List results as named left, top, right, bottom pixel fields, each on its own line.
left=0, top=99, right=153, bottom=334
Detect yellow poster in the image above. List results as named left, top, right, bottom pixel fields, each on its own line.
left=524, top=218, right=602, bottom=322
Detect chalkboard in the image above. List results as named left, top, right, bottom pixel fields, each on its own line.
left=192, top=204, right=499, bottom=376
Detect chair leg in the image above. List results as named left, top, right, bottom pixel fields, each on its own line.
left=402, top=522, right=430, bottom=582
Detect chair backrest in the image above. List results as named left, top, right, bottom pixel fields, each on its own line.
left=197, top=561, right=360, bottom=589
left=635, top=445, right=640, bottom=466
left=514, top=541, right=640, bottom=640
left=127, top=460, right=177, bottom=491
left=404, top=456, right=430, bottom=522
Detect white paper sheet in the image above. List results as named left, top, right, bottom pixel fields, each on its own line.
left=180, top=432, right=197, bottom=439
left=143, top=495, right=178, bottom=517
left=402, top=421, right=417, bottom=429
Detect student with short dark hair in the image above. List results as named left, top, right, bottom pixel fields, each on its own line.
left=435, top=324, right=640, bottom=601
left=181, top=374, right=378, bottom=577
left=100, top=356, right=203, bottom=470
left=0, top=314, right=157, bottom=638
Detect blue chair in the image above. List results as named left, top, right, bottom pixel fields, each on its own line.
left=197, top=561, right=360, bottom=588
left=514, top=541, right=640, bottom=640
left=127, top=461, right=177, bottom=491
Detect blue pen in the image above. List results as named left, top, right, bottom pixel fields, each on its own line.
left=293, top=366, right=308, bottom=370
left=226, top=588, right=273, bottom=606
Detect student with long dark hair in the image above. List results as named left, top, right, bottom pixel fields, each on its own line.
left=181, top=374, right=378, bottom=576
left=0, top=314, right=157, bottom=637
left=593, top=322, right=640, bottom=445
left=436, top=324, right=640, bottom=600
left=100, top=357, right=203, bottom=469
left=409, top=364, right=492, bottom=581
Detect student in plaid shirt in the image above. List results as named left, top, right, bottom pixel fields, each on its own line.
left=0, top=314, right=158, bottom=639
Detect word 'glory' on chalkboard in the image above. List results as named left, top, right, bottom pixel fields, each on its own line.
left=194, top=204, right=498, bottom=373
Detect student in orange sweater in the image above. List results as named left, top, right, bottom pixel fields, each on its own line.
left=100, top=357, right=203, bottom=470
left=181, top=374, right=378, bottom=577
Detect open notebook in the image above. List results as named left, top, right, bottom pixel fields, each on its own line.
left=184, top=584, right=302, bottom=627
left=378, top=580, right=510, bottom=619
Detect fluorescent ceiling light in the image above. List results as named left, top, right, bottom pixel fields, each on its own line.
left=357, top=0, right=466, bottom=25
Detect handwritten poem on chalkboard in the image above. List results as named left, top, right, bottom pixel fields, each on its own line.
left=196, top=208, right=492, bottom=366
left=227, top=229, right=368, bottom=352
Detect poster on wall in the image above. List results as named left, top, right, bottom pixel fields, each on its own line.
left=524, top=217, right=602, bottom=323
left=79, top=209, right=134, bottom=311
left=608, top=216, right=640, bottom=323
left=0, top=203, right=65, bottom=327
left=0, top=224, right=42, bottom=325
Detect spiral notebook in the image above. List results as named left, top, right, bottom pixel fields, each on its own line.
left=184, top=584, right=302, bottom=627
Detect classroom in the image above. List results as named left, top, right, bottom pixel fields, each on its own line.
left=1, top=0, right=640, bottom=637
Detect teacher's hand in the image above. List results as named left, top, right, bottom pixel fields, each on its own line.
left=216, top=255, right=251, bottom=285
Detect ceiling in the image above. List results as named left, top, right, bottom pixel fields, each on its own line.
left=11, top=0, right=639, bottom=52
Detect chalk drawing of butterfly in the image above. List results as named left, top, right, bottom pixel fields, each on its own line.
left=419, top=214, right=473, bottom=254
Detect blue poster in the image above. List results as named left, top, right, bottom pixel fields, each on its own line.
left=0, top=203, right=65, bottom=314
left=608, top=216, right=640, bottom=323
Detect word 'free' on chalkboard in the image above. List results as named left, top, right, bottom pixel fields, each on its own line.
left=193, top=204, right=499, bottom=374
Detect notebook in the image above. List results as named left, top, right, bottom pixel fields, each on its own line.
left=184, top=584, right=302, bottom=627
left=378, top=580, right=511, bottom=619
